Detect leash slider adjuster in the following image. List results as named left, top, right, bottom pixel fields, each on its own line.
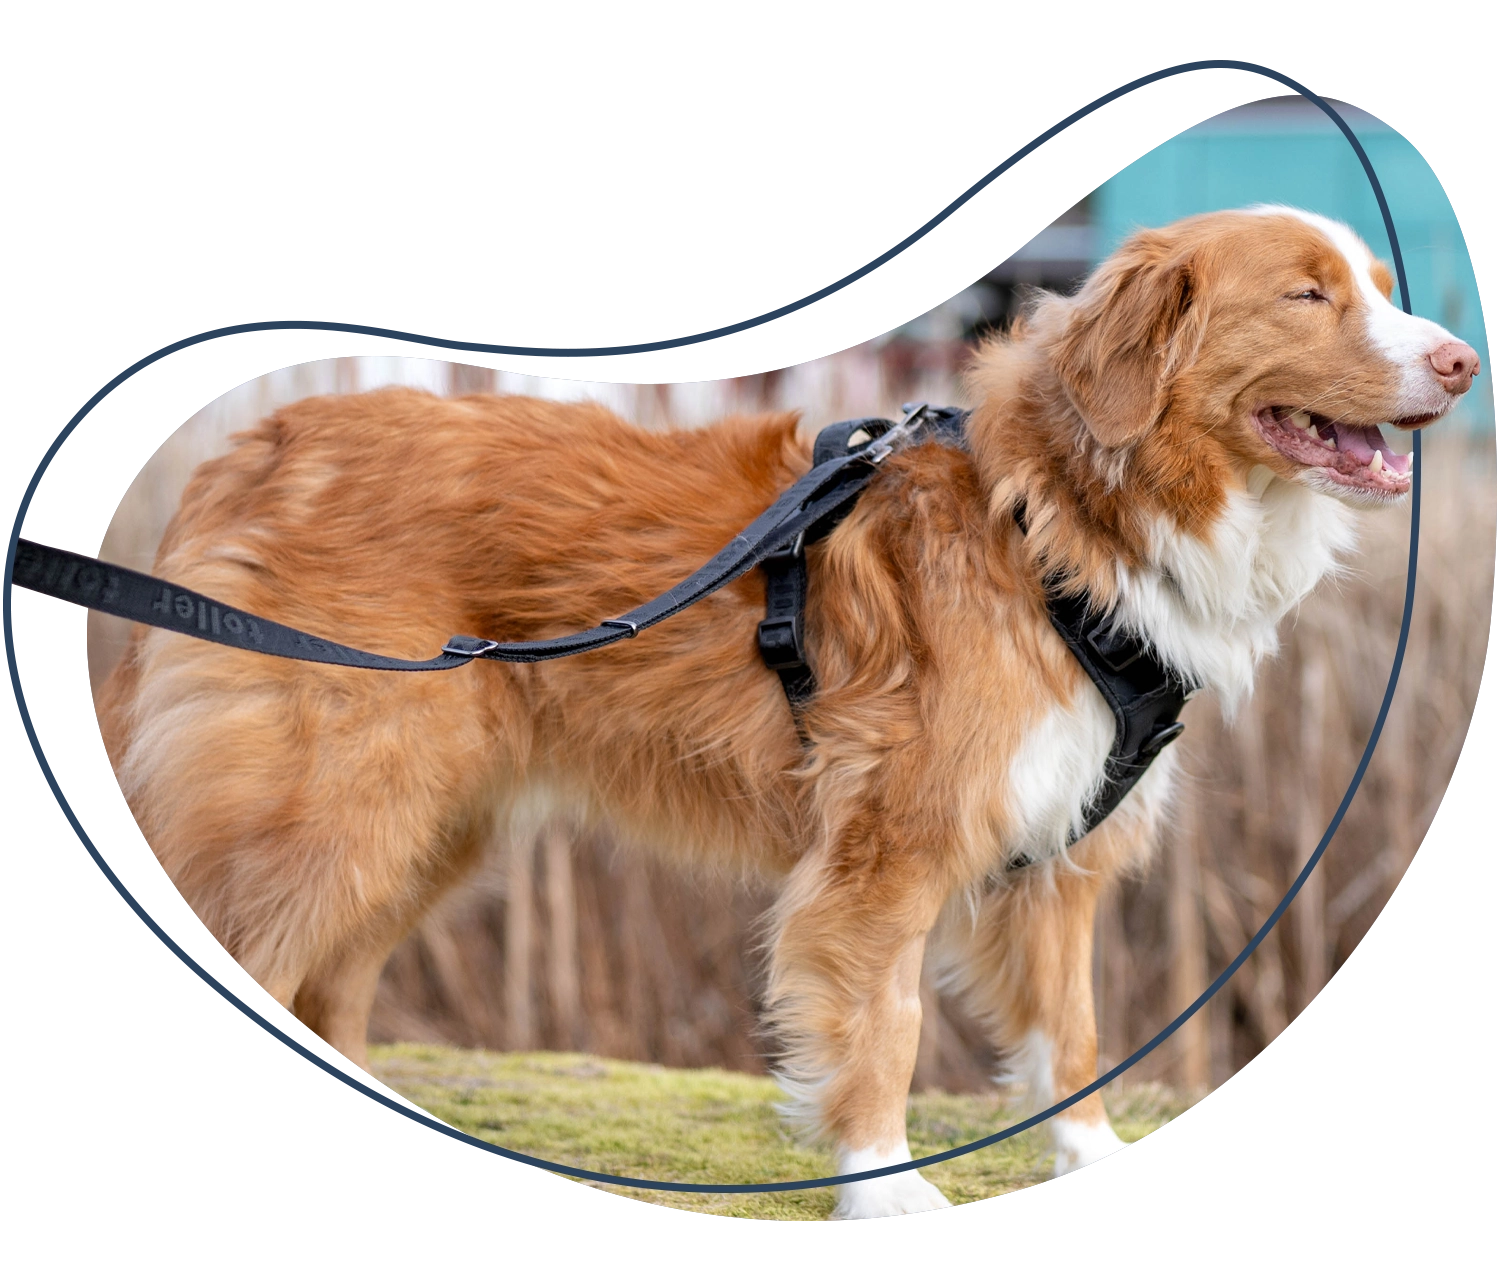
left=444, top=635, right=501, bottom=658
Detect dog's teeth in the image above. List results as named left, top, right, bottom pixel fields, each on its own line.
left=1290, top=410, right=1312, bottom=429
left=1323, top=437, right=1337, bottom=449
left=1369, top=451, right=1383, bottom=472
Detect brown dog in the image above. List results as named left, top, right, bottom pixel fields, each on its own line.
left=97, top=207, right=1478, bottom=1217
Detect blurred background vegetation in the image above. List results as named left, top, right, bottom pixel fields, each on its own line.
left=89, top=97, right=1493, bottom=1100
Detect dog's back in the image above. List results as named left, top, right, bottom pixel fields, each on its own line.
left=98, top=390, right=827, bottom=994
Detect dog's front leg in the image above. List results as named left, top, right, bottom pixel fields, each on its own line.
left=931, top=861, right=1126, bottom=1178
left=766, top=838, right=953, bottom=1219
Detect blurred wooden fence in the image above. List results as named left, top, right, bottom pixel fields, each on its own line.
left=90, top=350, right=1495, bottom=1095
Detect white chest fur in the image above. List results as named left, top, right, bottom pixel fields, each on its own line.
left=1002, top=680, right=1181, bottom=863
left=1004, top=680, right=1114, bottom=858
left=1119, top=475, right=1356, bottom=711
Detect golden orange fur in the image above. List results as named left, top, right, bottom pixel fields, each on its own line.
left=97, top=209, right=1477, bottom=1217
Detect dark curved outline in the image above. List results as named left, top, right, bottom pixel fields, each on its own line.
left=3, top=60, right=1433, bottom=1196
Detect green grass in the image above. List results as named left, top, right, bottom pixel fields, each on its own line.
left=369, top=1044, right=1193, bottom=1219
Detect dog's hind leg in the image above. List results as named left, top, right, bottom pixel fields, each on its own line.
left=929, top=860, right=1124, bottom=1177
left=766, top=829, right=955, bottom=1219
left=291, top=912, right=416, bottom=1069
left=108, top=640, right=508, bottom=1057
left=291, top=811, right=496, bottom=1067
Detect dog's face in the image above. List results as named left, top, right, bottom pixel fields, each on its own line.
left=1049, top=208, right=1480, bottom=507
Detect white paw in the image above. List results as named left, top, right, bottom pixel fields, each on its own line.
left=1051, top=1117, right=1128, bottom=1176
left=832, top=1144, right=952, bottom=1219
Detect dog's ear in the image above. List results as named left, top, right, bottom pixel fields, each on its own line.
left=1050, top=230, right=1198, bottom=448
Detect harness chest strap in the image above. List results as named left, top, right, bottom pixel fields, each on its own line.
left=1006, top=503, right=1197, bottom=857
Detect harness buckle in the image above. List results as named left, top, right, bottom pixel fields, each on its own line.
left=757, top=615, right=805, bottom=671
left=1138, top=721, right=1185, bottom=760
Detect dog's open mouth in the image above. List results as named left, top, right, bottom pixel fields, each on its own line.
left=1254, top=406, right=1420, bottom=495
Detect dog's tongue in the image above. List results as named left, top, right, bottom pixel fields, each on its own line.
left=1325, top=422, right=1410, bottom=475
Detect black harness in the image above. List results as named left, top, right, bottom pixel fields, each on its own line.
left=13, top=404, right=1193, bottom=856
left=755, top=407, right=1196, bottom=863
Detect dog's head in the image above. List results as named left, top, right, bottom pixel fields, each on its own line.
left=1044, top=207, right=1480, bottom=506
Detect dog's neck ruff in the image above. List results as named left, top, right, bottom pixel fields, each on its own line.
left=759, top=409, right=1197, bottom=860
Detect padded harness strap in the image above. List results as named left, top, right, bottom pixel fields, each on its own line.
left=757, top=408, right=970, bottom=723
left=1005, top=502, right=1197, bottom=864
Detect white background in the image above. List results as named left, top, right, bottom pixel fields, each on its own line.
left=3, top=5, right=1495, bottom=1259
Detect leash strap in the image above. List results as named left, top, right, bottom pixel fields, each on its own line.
left=12, top=405, right=941, bottom=673
left=11, top=538, right=478, bottom=671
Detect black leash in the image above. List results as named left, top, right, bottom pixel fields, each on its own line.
left=12, top=403, right=942, bottom=674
